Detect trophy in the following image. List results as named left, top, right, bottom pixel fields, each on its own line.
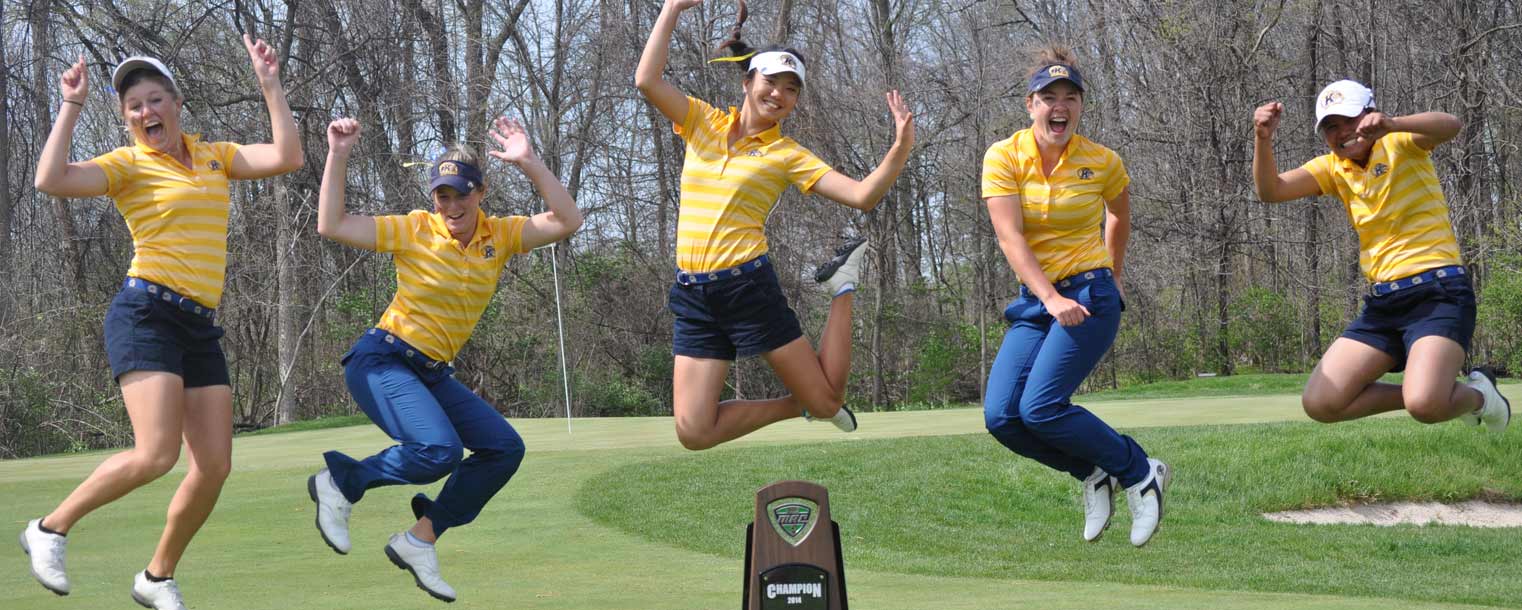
left=742, top=480, right=847, bottom=609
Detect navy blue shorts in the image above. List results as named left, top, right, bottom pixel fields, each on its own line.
left=668, top=262, right=804, bottom=361
left=1341, top=273, right=1476, bottom=372
left=104, top=283, right=229, bottom=387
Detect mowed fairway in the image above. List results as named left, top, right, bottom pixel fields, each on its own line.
left=2, top=382, right=1518, bottom=610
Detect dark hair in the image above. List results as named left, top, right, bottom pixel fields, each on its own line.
left=117, top=68, right=179, bottom=104
left=1025, top=44, right=1079, bottom=81
left=717, top=0, right=807, bottom=81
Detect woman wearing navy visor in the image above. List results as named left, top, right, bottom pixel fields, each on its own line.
left=981, top=45, right=1171, bottom=547
left=306, top=116, right=581, bottom=603
left=22, top=37, right=301, bottom=610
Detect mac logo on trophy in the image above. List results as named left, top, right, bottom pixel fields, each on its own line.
left=743, top=481, right=847, bottom=610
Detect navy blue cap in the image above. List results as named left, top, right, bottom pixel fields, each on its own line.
left=428, top=160, right=483, bottom=194
left=1028, top=64, right=1085, bottom=94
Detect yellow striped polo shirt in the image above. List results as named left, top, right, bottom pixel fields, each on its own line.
left=1300, top=131, right=1463, bottom=282
left=373, top=209, right=529, bottom=362
left=673, top=96, right=832, bottom=273
left=982, top=129, right=1129, bottom=283
left=91, top=135, right=241, bottom=308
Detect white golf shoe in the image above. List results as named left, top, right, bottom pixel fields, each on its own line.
left=814, top=238, right=869, bottom=297
left=385, top=533, right=457, bottom=603
left=131, top=571, right=188, bottom=610
left=1081, top=467, right=1118, bottom=542
left=1125, top=458, right=1172, bottom=547
left=1463, top=370, right=1511, bottom=433
left=19, top=518, right=69, bottom=595
left=308, top=468, right=353, bottom=554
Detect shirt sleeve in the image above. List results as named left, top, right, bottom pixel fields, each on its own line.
left=1298, top=154, right=1336, bottom=196
left=1389, top=131, right=1428, bottom=158
left=981, top=142, right=1021, bottom=199
left=212, top=141, right=242, bottom=177
left=89, top=147, right=138, bottom=199
left=495, top=215, right=531, bottom=256
left=672, top=96, right=720, bottom=142
left=789, top=145, right=834, bottom=194
left=373, top=212, right=418, bottom=254
left=1101, top=151, right=1131, bottom=201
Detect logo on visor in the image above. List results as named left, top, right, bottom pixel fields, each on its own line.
left=439, top=162, right=461, bottom=176
left=780, top=54, right=797, bottom=68
left=1048, top=65, right=1070, bottom=78
left=1322, top=90, right=1344, bottom=108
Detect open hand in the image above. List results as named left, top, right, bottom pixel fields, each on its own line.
left=488, top=117, right=537, bottom=165
left=886, top=90, right=915, bottom=149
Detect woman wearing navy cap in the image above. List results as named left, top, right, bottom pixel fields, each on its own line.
left=22, top=36, right=300, bottom=609
left=306, top=115, right=581, bottom=602
left=981, top=45, right=1170, bottom=548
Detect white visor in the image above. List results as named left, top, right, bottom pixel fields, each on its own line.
left=112, top=56, right=178, bottom=95
left=750, top=51, right=806, bottom=84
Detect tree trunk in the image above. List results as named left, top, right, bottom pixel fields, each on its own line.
left=31, top=0, right=84, bottom=299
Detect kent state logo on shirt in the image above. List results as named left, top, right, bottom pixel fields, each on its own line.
left=483, top=245, right=496, bottom=259
left=1372, top=163, right=1388, bottom=177
left=746, top=149, right=765, bottom=157
left=208, top=160, right=221, bottom=171
left=1078, top=167, right=1094, bottom=180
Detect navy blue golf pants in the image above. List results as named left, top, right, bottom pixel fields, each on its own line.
left=983, top=274, right=1150, bottom=487
left=324, top=330, right=525, bottom=537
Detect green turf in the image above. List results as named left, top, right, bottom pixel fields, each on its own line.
left=1, top=382, right=1517, bottom=609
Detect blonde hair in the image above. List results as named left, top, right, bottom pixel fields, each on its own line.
left=1026, top=44, right=1080, bottom=80
left=437, top=144, right=482, bottom=170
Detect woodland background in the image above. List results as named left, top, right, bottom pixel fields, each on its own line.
left=2, top=0, right=1520, bottom=457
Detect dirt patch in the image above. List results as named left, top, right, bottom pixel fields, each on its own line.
left=1264, top=501, right=1522, bottom=528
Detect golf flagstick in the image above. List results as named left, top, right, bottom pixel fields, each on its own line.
left=535, top=240, right=574, bottom=434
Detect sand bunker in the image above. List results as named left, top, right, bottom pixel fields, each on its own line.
left=1264, top=501, right=1522, bottom=528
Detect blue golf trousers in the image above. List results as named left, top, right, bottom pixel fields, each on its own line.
left=983, top=273, right=1150, bottom=487
left=324, top=329, right=525, bottom=537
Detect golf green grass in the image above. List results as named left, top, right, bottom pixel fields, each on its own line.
left=2, top=380, right=1517, bottom=609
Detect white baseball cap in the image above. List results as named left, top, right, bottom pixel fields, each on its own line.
left=1314, top=80, right=1375, bottom=133
left=111, top=56, right=178, bottom=95
left=749, top=51, right=806, bottom=84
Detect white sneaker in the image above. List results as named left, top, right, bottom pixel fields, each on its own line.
left=308, top=469, right=353, bottom=554
left=1464, top=370, right=1511, bottom=433
left=19, top=518, right=70, bottom=595
left=803, top=405, right=858, bottom=432
left=385, top=533, right=457, bottom=603
left=131, top=571, right=188, bottom=610
left=813, top=238, right=869, bottom=297
left=1081, top=467, right=1117, bottom=542
left=1125, top=458, right=1172, bottom=548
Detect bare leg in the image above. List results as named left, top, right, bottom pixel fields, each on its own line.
left=44, top=372, right=185, bottom=533
left=146, top=384, right=233, bottom=577
left=1400, top=336, right=1482, bottom=423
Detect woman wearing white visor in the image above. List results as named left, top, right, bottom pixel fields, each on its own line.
left=636, top=0, right=914, bottom=450
left=23, top=36, right=301, bottom=610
